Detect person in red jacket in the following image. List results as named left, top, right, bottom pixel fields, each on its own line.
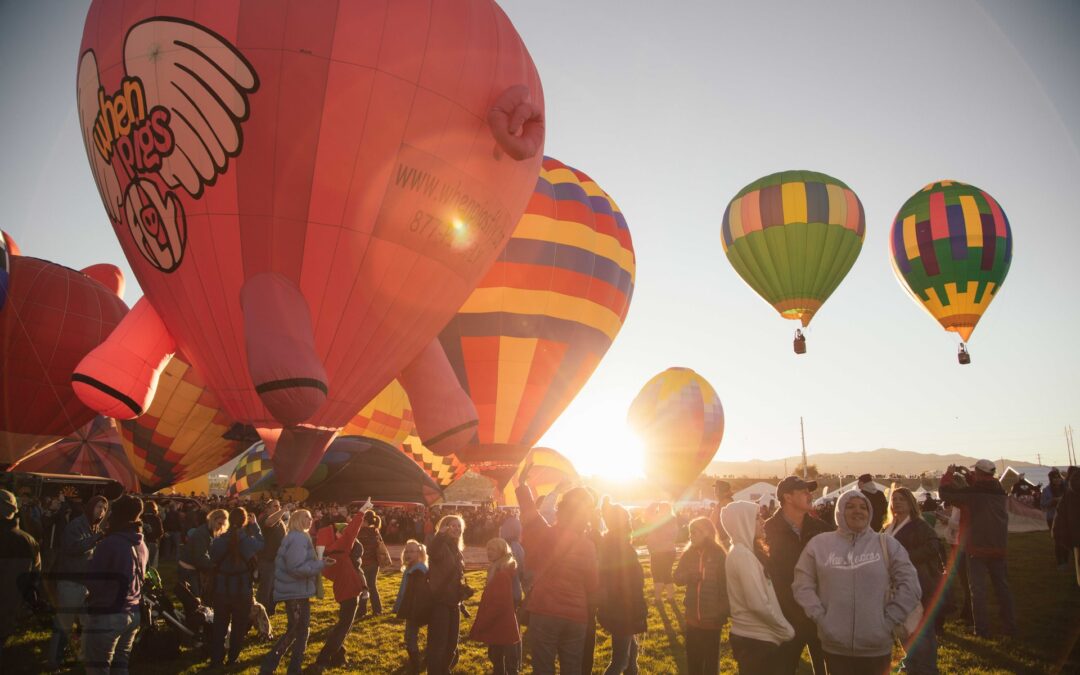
left=469, top=537, right=522, bottom=674
left=515, top=481, right=599, bottom=675
left=310, top=508, right=369, bottom=673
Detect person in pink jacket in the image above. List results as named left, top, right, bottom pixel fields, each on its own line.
left=469, top=538, right=521, bottom=674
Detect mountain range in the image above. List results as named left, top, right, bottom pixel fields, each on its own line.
left=707, top=448, right=1031, bottom=478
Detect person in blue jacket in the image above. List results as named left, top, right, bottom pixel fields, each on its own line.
left=259, top=509, right=332, bottom=675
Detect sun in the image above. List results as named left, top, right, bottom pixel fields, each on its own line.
left=537, top=399, right=646, bottom=482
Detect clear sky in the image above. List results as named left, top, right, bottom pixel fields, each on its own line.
left=2, top=1, right=1078, bottom=478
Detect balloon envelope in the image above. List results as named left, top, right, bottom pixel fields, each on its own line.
left=341, top=380, right=414, bottom=447
left=75, top=0, right=545, bottom=484
left=1, top=255, right=127, bottom=465
left=890, top=180, right=1013, bottom=342
left=12, top=416, right=139, bottom=492
left=440, top=156, right=635, bottom=482
left=498, top=446, right=579, bottom=506
left=118, top=353, right=254, bottom=492
left=400, top=434, right=468, bottom=489
left=229, top=435, right=442, bottom=505
left=722, top=170, right=864, bottom=327
left=628, top=368, right=724, bottom=497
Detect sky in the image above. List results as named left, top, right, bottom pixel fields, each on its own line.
left=2, top=1, right=1078, bottom=479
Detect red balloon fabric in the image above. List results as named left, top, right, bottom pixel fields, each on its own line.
left=11, top=416, right=139, bottom=492
left=74, top=0, right=545, bottom=485
left=1, top=255, right=127, bottom=466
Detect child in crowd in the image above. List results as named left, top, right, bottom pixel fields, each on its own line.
left=469, top=537, right=521, bottom=674
left=394, top=539, right=430, bottom=675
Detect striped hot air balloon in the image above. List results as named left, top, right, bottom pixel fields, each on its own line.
left=119, top=354, right=253, bottom=492
left=439, top=156, right=635, bottom=484
left=12, top=416, right=139, bottom=491
left=628, top=368, right=724, bottom=498
left=890, top=181, right=1012, bottom=364
left=722, top=171, right=865, bottom=352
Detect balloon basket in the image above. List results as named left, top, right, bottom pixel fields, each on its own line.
left=793, top=329, right=807, bottom=355
left=957, top=343, right=971, bottom=365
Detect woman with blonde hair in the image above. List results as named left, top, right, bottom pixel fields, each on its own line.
left=469, top=537, right=521, bottom=674
left=883, top=487, right=944, bottom=675
left=179, top=508, right=228, bottom=600
left=427, top=514, right=468, bottom=674
left=260, top=509, right=333, bottom=675
left=394, top=539, right=430, bottom=674
left=674, top=516, right=729, bottom=675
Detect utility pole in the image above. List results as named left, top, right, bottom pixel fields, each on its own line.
left=1066, top=426, right=1075, bottom=466
left=1037, top=453, right=1042, bottom=466
left=800, top=417, right=809, bottom=480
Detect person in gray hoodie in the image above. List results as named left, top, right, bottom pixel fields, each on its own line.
left=792, top=490, right=921, bottom=675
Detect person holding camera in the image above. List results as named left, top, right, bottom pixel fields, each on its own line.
left=939, top=460, right=1016, bottom=638
left=427, top=514, right=470, bottom=675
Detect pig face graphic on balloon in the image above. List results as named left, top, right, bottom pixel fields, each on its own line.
left=73, top=3, right=546, bottom=484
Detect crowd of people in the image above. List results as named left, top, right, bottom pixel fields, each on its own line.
left=1, top=458, right=1078, bottom=674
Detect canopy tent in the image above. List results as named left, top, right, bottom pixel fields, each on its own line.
left=815, top=479, right=891, bottom=505
left=1001, top=465, right=1062, bottom=491
left=732, top=481, right=777, bottom=503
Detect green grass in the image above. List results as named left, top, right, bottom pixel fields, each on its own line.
left=7, top=532, right=1079, bottom=673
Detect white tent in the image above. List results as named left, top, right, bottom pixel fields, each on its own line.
left=815, top=479, right=890, bottom=505
left=733, top=481, right=777, bottom=503
left=912, top=486, right=939, bottom=500
left=1001, top=465, right=1061, bottom=489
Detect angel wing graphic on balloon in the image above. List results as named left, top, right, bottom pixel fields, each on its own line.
left=76, top=18, right=258, bottom=271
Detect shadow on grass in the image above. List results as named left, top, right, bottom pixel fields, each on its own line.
left=654, top=600, right=687, bottom=675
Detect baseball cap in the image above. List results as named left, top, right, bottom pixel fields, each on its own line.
left=858, top=473, right=874, bottom=484
left=974, top=459, right=996, bottom=474
left=776, top=476, right=818, bottom=499
left=0, top=489, right=17, bottom=518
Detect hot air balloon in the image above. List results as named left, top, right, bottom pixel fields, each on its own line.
left=11, top=416, right=139, bottom=492
left=341, top=380, right=414, bottom=447
left=889, top=181, right=1013, bottom=364
left=1, top=236, right=128, bottom=466
left=117, top=353, right=255, bottom=492
left=722, top=171, right=865, bottom=353
left=438, top=156, right=636, bottom=484
left=400, top=433, right=469, bottom=489
left=498, top=446, right=579, bottom=506
left=229, top=436, right=443, bottom=505
left=628, top=368, right=724, bottom=498
left=72, top=0, right=546, bottom=485
left=227, top=442, right=275, bottom=497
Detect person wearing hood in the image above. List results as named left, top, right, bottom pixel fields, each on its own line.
left=858, top=475, right=889, bottom=533
left=0, top=489, right=41, bottom=664
left=673, top=517, right=729, bottom=675
left=83, top=495, right=149, bottom=675
left=47, top=494, right=108, bottom=669
left=720, top=501, right=794, bottom=675
left=793, top=490, right=921, bottom=675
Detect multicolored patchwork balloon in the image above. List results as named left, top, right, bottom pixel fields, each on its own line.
left=12, top=416, right=139, bottom=492
left=628, top=368, right=724, bottom=498
left=117, top=353, right=253, bottom=492
left=890, top=180, right=1012, bottom=359
left=400, top=434, right=468, bottom=489
left=722, top=171, right=864, bottom=348
left=340, top=380, right=414, bottom=447
left=439, top=156, right=635, bottom=484
left=227, top=442, right=274, bottom=496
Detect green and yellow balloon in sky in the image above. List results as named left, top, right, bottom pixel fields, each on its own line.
left=722, top=170, right=865, bottom=342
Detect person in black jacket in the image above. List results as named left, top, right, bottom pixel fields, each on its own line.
left=939, top=461, right=1016, bottom=638
left=427, top=515, right=467, bottom=675
left=47, top=494, right=107, bottom=669
left=142, top=501, right=164, bottom=570
left=764, top=476, right=833, bottom=675
left=858, top=474, right=889, bottom=532
left=357, top=511, right=390, bottom=617
left=597, top=500, right=647, bottom=675
left=0, top=489, right=42, bottom=664
left=884, top=487, right=944, bottom=675
left=1052, top=467, right=1080, bottom=586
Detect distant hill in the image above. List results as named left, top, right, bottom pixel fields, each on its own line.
left=707, top=448, right=1027, bottom=478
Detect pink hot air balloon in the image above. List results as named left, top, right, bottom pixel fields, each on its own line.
left=72, top=1, right=545, bottom=484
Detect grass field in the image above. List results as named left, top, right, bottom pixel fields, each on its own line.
left=6, top=532, right=1079, bottom=673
